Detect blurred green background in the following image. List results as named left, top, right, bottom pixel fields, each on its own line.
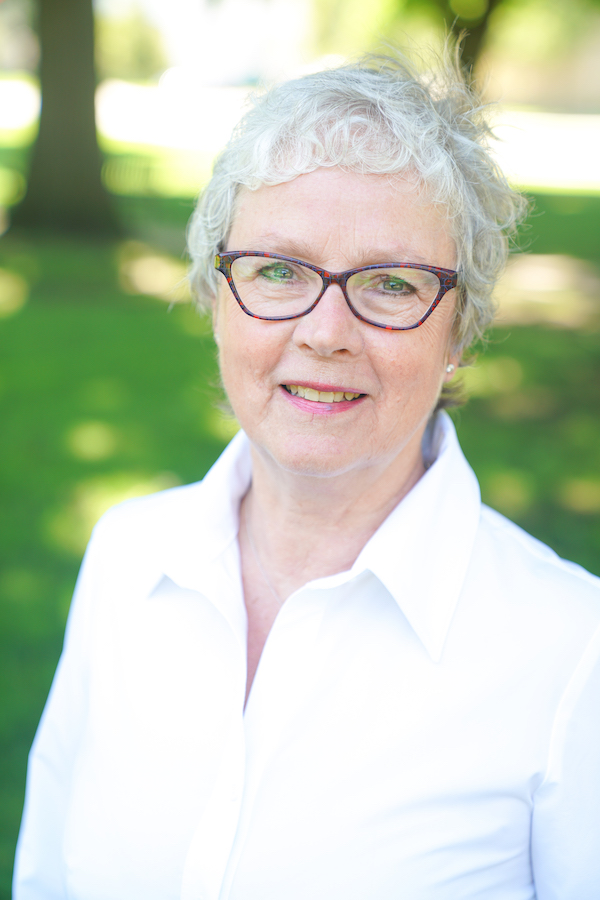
left=1, top=0, right=600, bottom=895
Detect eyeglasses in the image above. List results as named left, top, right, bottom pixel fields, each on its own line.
left=215, top=251, right=458, bottom=331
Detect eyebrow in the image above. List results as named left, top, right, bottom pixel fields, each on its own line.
left=235, top=234, right=432, bottom=268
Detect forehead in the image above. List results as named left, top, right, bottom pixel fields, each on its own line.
left=227, top=168, right=456, bottom=270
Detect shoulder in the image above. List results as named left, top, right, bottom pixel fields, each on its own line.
left=88, top=430, right=249, bottom=557
left=91, top=480, right=206, bottom=548
left=76, top=433, right=249, bottom=603
left=79, top=480, right=209, bottom=594
left=473, top=503, right=600, bottom=626
left=479, top=503, right=599, bottom=588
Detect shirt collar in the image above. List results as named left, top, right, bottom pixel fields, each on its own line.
left=354, top=412, right=481, bottom=662
left=159, top=413, right=480, bottom=662
left=159, top=430, right=251, bottom=593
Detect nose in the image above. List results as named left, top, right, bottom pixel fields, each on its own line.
left=291, top=283, right=364, bottom=358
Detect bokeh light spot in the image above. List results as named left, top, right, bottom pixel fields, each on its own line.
left=0, top=166, right=26, bottom=206
left=66, top=421, right=119, bottom=461
left=0, top=268, right=28, bottom=317
left=45, top=471, right=182, bottom=555
left=489, top=386, right=556, bottom=421
left=495, top=254, right=600, bottom=328
left=117, top=240, right=190, bottom=302
left=462, top=356, right=523, bottom=397
left=0, top=79, right=40, bottom=130
left=484, top=470, right=534, bottom=516
left=559, top=479, right=600, bottom=514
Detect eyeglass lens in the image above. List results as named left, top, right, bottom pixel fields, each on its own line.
left=230, top=256, right=441, bottom=327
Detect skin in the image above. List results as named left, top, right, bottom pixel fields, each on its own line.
left=212, top=167, right=460, bottom=704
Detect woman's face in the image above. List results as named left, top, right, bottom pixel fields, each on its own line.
left=213, top=167, right=459, bottom=480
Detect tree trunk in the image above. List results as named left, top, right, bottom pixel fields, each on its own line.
left=11, top=0, right=119, bottom=235
left=452, top=0, right=505, bottom=76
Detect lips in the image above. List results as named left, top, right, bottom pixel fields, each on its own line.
left=283, top=384, right=363, bottom=403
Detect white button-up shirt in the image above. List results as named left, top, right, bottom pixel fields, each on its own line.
left=14, top=413, right=600, bottom=900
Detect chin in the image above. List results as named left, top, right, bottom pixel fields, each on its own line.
left=262, top=434, right=366, bottom=479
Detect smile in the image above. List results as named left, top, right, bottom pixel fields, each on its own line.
left=283, top=385, right=363, bottom=402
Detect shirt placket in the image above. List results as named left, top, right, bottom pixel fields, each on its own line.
left=180, top=711, right=247, bottom=900
left=178, top=545, right=249, bottom=900
left=217, top=587, right=331, bottom=900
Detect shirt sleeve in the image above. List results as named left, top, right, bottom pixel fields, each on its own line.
left=12, top=520, right=105, bottom=900
left=531, top=624, right=600, bottom=900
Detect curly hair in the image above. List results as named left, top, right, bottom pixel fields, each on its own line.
left=187, top=44, right=526, bottom=406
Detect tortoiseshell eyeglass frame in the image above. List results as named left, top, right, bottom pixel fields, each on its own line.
left=214, top=251, right=459, bottom=331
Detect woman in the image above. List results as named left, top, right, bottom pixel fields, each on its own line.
left=14, top=50, right=600, bottom=899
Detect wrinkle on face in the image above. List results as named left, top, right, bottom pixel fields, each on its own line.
left=213, top=167, right=459, bottom=488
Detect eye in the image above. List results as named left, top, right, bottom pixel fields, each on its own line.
left=379, top=276, right=414, bottom=293
left=351, top=271, right=418, bottom=295
left=259, top=264, right=295, bottom=282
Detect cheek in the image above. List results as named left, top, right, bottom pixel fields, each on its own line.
left=217, top=306, right=290, bottom=401
left=369, top=322, right=451, bottom=403
left=375, top=330, right=447, bottom=376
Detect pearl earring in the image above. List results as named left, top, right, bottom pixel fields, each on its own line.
left=446, top=363, right=455, bottom=374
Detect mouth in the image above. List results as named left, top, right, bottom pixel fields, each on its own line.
left=283, top=384, right=364, bottom=403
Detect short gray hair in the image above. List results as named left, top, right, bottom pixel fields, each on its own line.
left=188, top=45, right=526, bottom=356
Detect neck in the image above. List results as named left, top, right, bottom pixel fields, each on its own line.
left=241, top=427, right=427, bottom=601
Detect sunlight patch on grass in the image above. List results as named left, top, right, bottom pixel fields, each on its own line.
left=117, top=240, right=190, bottom=302
left=492, top=111, right=600, bottom=193
left=96, top=79, right=250, bottom=153
left=0, top=78, right=40, bottom=130
left=102, top=150, right=211, bottom=198
left=487, top=385, right=557, bottom=421
left=461, top=356, right=523, bottom=397
left=483, top=470, right=535, bottom=517
left=65, top=421, right=119, bottom=462
left=0, top=165, right=26, bottom=206
left=0, top=267, right=28, bottom=317
left=495, top=255, right=600, bottom=328
left=44, top=471, right=182, bottom=556
left=558, top=479, right=600, bottom=514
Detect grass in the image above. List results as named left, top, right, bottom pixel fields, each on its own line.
left=1, top=190, right=599, bottom=897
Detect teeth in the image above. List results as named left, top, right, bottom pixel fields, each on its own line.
left=286, top=385, right=361, bottom=402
